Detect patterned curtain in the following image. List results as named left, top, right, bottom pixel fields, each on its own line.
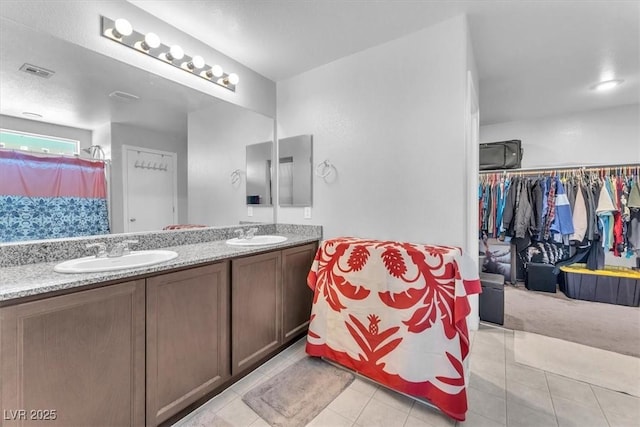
left=0, top=150, right=110, bottom=242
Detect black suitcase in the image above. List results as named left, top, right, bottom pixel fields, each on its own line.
left=480, top=140, right=523, bottom=170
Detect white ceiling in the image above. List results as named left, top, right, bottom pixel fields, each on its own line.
left=129, top=0, right=640, bottom=125
left=1, top=1, right=637, bottom=132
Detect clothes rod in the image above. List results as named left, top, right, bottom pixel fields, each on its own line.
left=479, top=163, right=640, bottom=175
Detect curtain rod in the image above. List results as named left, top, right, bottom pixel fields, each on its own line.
left=479, top=162, right=640, bottom=175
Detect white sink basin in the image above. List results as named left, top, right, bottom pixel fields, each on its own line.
left=226, top=235, right=288, bottom=246
left=54, top=250, right=178, bottom=273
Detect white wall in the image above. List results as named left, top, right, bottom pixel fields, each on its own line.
left=464, top=22, right=480, bottom=331
left=110, top=123, right=187, bottom=233
left=188, top=102, right=274, bottom=226
left=277, top=16, right=471, bottom=247
left=480, top=104, right=640, bottom=168
left=0, top=0, right=276, bottom=117
left=0, top=114, right=92, bottom=153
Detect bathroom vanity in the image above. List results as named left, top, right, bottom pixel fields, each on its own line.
left=0, top=225, right=320, bottom=427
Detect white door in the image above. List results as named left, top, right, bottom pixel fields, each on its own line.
left=123, top=146, right=177, bottom=232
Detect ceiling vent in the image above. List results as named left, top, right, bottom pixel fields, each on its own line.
left=108, top=91, right=140, bottom=102
left=19, top=63, right=55, bottom=78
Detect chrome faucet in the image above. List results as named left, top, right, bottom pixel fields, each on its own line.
left=245, top=227, right=258, bottom=239
left=86, top=242, right=107, bottom=258
left=108, top=240, right=138, bottom=257
left=234, top=229, right=245, bottom=239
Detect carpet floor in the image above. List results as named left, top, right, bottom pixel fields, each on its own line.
left=242, top=357, right=354, bottom=427
left=503, top=284, right=640, bottom=358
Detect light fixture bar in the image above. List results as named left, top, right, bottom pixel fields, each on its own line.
left=100, top=16, right=238, bottom=92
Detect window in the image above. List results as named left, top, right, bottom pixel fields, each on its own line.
left=0, top=129, right=79, bottom=156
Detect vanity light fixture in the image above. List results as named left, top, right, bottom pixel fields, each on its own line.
left=164, top=45, right=184, bottom=62
left=592, top=79, right=624, bottom=91
left=135, top=32, right=161, bottom=52
left=101, top=16, right=238, bottom=92
left=185, top=55, right=205, bottom=71
left=106, top=18, right=133, bottom=40
left=206, top=64, right=224, bottom=79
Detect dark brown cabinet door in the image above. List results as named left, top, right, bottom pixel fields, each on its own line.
left=282, top=243, right=317, bottom=343
left=0, top=280, right=145, bottom=427
left=146, top=262, right=230, bottom=426
left=231, top=251, right=282, bottom=375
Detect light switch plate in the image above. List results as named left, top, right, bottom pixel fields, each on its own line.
left=304, top=207, right=312, bottom=219
left=247, top=206, right=253, bottom=217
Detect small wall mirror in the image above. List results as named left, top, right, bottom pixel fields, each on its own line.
left=278, top=134, right=312, bottom=207
left=246, top=141, right=273, bottom=205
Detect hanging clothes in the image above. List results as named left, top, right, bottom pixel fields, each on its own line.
left=551, top=177, right=575, bottom=236
left=570, top=183, right=588, bottom=243
left=542, top=177, right=557, bottom=240
left=481, top=165, right=639, bottom=271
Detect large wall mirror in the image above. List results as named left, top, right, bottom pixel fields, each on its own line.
left=246, top=141, right=273, bottom=206
left=278, top=135, right=312, bottom=207
left=0, top=17, right=275, bottom=243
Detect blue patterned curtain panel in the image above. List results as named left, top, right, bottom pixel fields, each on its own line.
left=0, top=196, right=110, bottom=242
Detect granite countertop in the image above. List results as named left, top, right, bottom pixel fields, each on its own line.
left=0, top=234, right=319, bottom=303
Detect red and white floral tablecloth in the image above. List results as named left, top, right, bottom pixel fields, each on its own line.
left=305, top=237, right=482, bottom=421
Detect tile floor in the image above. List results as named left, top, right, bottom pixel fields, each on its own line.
left=174, top=324, right=640, bottom=427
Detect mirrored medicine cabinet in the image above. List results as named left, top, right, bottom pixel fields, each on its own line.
left=278, top=135, right=312, bottom=207
left=245, top=141, right=274, bottom=205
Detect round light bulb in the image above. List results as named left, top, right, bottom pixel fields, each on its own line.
left=113, top=18, right=133, bottom=38
left=144, top=32, right=160, bottom=49
left=191, top=55, right=205, bottom=69
left=593, top=79, right=623, bottom=91
left=227, top=73, right=239, bottom=85
left=210, top=64, right=223, bottom=78
left=166, top=45, right=184, bottom=61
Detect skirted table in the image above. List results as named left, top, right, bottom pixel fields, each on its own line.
left=305, top=237, right=482, bottom=421
left=559, top=264, right=640, bottom=307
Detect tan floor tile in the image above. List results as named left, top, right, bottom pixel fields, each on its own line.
left=467, top=386, right=507, bottom=425
left=263, top=356, right=297, bottom=378
left=605, top=411, right=640, bottom=427
left=472, top=339, right=506, bottom=364
left=456, top=410, right=505, bottom=426
left=545, top=373, right=598, bottom=407
left=248, top=417, right=271, bottom=427
left=216, top=398, right=260, bottom=427
left=188, top=388, right=239, bottom=416
left=349, top=377, right=380, bottom=397
left=409, top=401, right=455, bottom=427
left=592, top=385, right=640, bottom=425
left=506, top=379, right=554, bottom=415
left=255, top=352, right=292, bottom=375
left=356, top=399, right=410, bottom=427
left=506, top=400, right=557, bottom=427
left=506, top=363, right=548, bottom=391
left=372, top=387, right=415, bottom=413
left=230, top=370, right=268, bottom=395
left=552, top=395, right=608, bottom=427
left=471, top=356, right=506, bottom=381
left=327, top=387, right=372, bottom=421
left=469, top=371, right=507, bottom=399
left=307, top=408, right=353, bottom=427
